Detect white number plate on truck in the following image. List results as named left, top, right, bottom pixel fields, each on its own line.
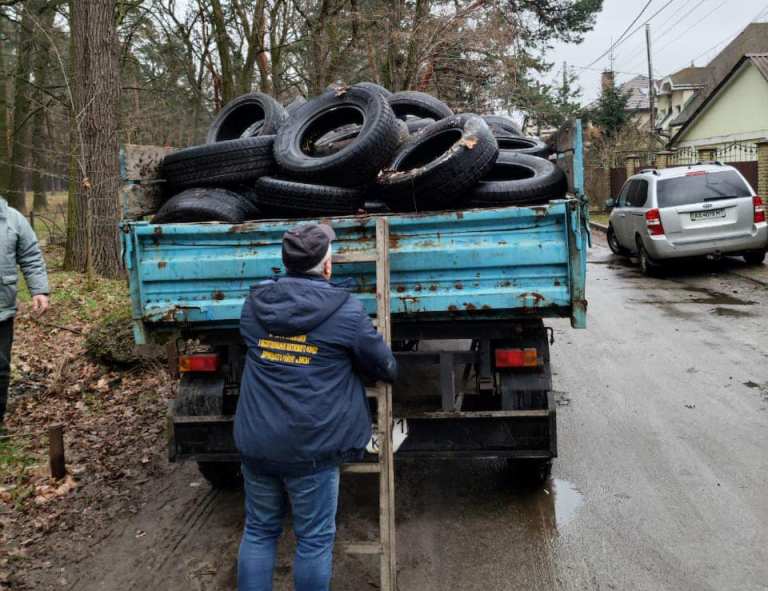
left=690, top=208, right=725, bottom=221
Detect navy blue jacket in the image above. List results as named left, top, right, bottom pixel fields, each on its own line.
left=235, top=274, right=397, bottom=476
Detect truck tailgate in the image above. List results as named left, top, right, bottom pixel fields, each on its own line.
left=123, top=200, right=587, bottom=343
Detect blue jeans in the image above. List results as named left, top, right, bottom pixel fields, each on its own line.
left=238, top=463, right=340, bottom=591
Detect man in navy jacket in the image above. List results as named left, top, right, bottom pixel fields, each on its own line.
left=236, top=223, right=396, bottom=591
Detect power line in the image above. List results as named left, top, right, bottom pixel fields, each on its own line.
left=613, top=0, right=699, bottom=64
left=663, top=0, right=768, bottom=74
left=624, top=0, right=728, bottom=73
left=650, top=0, right=713, bottom=48
left=582, top=0, right=680, bottom=71
left=582, top=0, right=656, bottom=70
left=654, top=0, right=730, bottom=54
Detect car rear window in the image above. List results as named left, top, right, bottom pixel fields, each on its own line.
left=657, top=170, right=752, bottom=207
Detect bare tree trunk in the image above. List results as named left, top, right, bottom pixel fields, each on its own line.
left=7, top=4, right=40, bottom=214
left=0, top=21, right=11, bottom=198
left=403, top=0, right=429, bottom=89
left=384, top=0, right=403, bottom=90
left=70, top=0, right=122, bottom=278
left=208, top=0, right=236, bottom=103
left=64, top=15, right=82, bottom=271
left=31, top=3, right=57, bottom=212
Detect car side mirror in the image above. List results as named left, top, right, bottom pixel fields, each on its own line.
left=604, top=198, right=616, bottom=210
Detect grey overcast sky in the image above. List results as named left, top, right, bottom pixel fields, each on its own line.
left=545, top=0, right=768, bottom=105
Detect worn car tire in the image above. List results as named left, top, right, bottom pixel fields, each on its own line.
left=274, top=85, right=400, bottom=187
left=255, top=176, right=364, bottom=216
left=314, top=120, right=408, bottom=157
left=637, top=238, right=662, bottom=277
left=349, top=81, right=392, bottom=97
left=607, top=225, right=629, bottom=255
left=496, top=134, right=550, bottom=158
left=467, top=152, right=567, bottom=206
left=152, top=187, right=259, bottom=224
left=743, top=250, right=766, bottom=265
left=387, top=91, right=453, bottom=121
left=284, top=96, right=306, bottom=117
left=406, top=118, right=435, bottom=135
left=161, top=136, right=275, bottom=192
left=377, top=114, right=498, bottom=212
left=197, top=461, right=243, bottom=489
left=207, top=93, right=287, bottom=143
left=483, top=115, right=523, bottom=137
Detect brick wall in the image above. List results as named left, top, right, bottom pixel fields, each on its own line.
left=757, top=141, right=768, bottom=197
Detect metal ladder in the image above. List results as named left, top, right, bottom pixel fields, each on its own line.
left=333, top=217, right=397, bottom=591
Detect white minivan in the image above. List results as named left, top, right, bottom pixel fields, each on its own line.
left=606, top=163, right=767, bottom=275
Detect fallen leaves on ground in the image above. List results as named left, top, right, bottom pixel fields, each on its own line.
left=0, top=246, right=174, bottom=589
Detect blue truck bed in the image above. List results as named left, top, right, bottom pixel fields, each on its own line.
left=123, top=199, right=588, bottom=343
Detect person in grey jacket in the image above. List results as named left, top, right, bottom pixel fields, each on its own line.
left=0, top=197, right=50, bottom=425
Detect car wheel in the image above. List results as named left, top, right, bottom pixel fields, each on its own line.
left=743, top=250, right=766, bottom=265
left=637, top=238, right=661, bottom=276
left=607, top=225, right=627, bottom=255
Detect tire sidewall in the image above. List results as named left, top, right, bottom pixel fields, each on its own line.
left=274, top=87, right=398, bottom=185
left=207, top=93, right=287, bottom=143
left=607, top=225, right=623, bottom=255
left=469, top=151, right=565, bottom=204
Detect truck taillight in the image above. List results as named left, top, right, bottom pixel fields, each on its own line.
left=754, top=196, right=766, bottom=224
left=495, top=348, right=538, bottom=368
left=645, top=208, right=665, bottom=236
left=179, top=354, right=220, bottom=373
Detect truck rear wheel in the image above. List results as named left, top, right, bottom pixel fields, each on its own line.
left=197, top=461, right=243, bottom=490
left=506, top=458, right=552, bottom=484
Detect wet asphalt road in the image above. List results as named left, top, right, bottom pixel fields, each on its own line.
left=64, top=238, right=768, bottom=591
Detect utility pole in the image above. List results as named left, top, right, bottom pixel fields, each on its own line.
left=609, top=37, right=615, bottom=73
left=645, top=23, right=656, bottom=151
left=562, top=61, right=568, bottom=106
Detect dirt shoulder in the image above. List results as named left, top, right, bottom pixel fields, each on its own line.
left=0, top=246, right=173, bottom=590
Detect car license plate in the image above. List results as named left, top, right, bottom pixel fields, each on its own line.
left=690, top=208, right=725, bottom=221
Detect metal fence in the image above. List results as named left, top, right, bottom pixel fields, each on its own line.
left=714, top=142, right=758, bottom=163
left=670, top=142, right=758, bottom=165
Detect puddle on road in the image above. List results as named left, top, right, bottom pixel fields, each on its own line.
left=547, top=479, right=584, bottom=528
left=515, top=477, right=584, bottom=533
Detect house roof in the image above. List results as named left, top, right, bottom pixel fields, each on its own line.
left=667, top=66, right=708, bottom=88
left=670, top=22, right=768, bottom=127
left=620, top=75, right=654, bottom=111
left=670, top=53, right=768, bottom=143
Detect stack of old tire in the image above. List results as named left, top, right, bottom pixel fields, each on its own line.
left=154, top=82, right=567, bottom=224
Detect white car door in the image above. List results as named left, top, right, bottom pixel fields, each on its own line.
left=613, top=180, right=636, bottom=248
